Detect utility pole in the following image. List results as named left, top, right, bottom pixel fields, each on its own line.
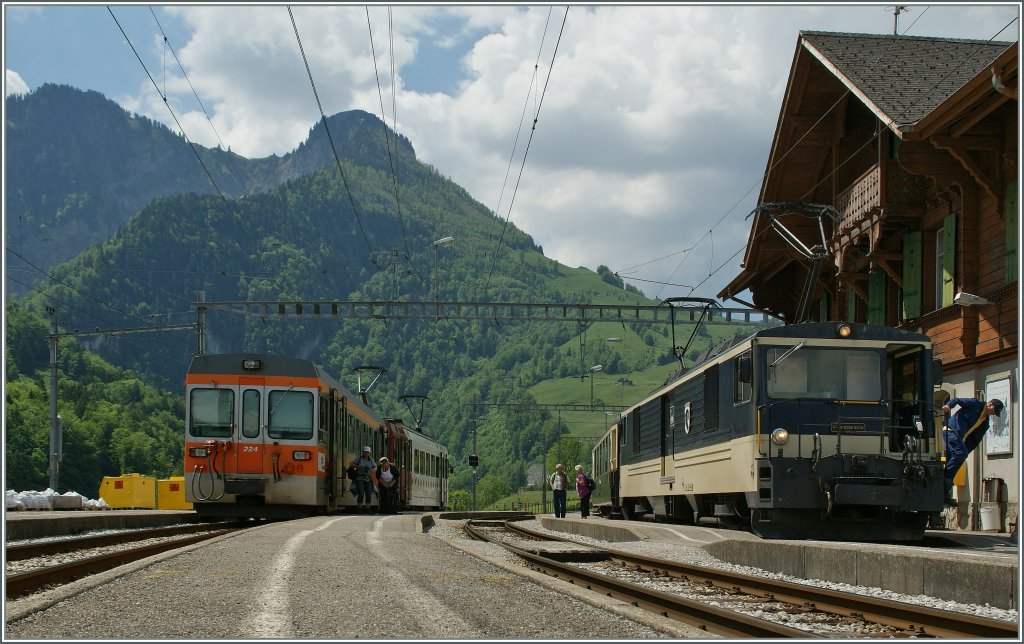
left=47, top=307, right=60, bottom=491
left=44, top=311, right=197, bottom=492
left=471, top=398, right=478, bottom=511
left=196, top=290, right=206, bottom=355
left=432, top=236, right=454, bottom=319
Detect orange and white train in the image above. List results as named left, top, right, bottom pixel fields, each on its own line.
left=184, top=353, right=449, bottom=519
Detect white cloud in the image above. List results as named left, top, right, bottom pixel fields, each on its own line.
left=5, top=69, right=30, bottom=97
left=102, top=4, right=1021, bottom=300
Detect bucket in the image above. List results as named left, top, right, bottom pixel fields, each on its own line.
left=979, top=503, right=1001, bottom=531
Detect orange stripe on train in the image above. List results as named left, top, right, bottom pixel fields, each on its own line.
left=185, top=374, right=321, bottom=387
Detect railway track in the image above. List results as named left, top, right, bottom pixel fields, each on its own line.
left=5, top=522, right=242, bottom=560
left=466, top=520, right=1018, bottom=639
left=5, top=526, right=242, bottom=600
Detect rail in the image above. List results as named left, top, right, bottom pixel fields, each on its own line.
left=503, top=521, right=1018, bottom=639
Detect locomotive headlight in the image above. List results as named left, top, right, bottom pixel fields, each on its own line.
left=188, top=447, right=209, bottom=458
left=242, top=359, right=262, bottom=370
left=836, top=323, right=853, bottom=338
left=292, top=450, right=312, bottom=461
left=771, top=428, right=790, bottom=445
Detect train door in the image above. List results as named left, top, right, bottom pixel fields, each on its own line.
left=438, top=452, right=448, bottom=509
left=398, top=434, right=411, bottom=509
left=237, top=378, right=265, bottom=474
left=661, top=394, right=670, bottom=477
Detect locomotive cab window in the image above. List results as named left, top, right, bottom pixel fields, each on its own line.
left=189, top=389, right=234, bottom=438
left=733, top=351, right=752, bottom=404
left=766, top=347, right=880, bottom=401
left=268, top=390, right=314, bottom=440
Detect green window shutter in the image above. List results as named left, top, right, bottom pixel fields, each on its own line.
left=867, top=271, right=886, bottom=324
left=818, top=291, right=830, bottom=321
left=846, top=286, right=858, bottom=322
left=1006, top=181, right=1018, bottom=284
left=902, top=231, right=922, bottom=320
left=942, top=212, right=957, bottom=307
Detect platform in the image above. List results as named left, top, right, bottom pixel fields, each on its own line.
left=537, top=515, right=1020, bottom=610
left=4, top=510, right=199, bottom=541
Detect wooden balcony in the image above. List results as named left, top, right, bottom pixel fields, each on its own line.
left=834, top=163, right=930, bottom=234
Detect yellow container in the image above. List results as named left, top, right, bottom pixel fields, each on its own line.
left=157, top=476, right=193, bottom=510
left=98, top=474, right=156, bottom=509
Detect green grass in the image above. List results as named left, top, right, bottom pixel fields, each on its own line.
left=481, top=488, right=586, bottom=513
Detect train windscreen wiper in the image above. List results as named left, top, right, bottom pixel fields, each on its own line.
left=770, top=342, right=805, bottom=368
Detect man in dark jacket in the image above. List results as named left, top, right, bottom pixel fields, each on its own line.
left=942, top=397, right=1004, bottom=506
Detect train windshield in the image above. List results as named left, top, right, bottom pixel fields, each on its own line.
left=189, top=388, right=234, bottom=438
left=765, top=346, right=881, bottom=401
left=268, top=390, right=314, bottom=440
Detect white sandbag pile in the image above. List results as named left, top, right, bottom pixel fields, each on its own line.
left=6, top=488, right=111, bottom=511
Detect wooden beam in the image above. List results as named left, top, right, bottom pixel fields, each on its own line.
left=930, top=136, right=999, bottom=202
left=951, top=94, right=1010, bottom=138
left=837, top=273, right=869, bottom=302
left=875, top=258, right=903, bottom=289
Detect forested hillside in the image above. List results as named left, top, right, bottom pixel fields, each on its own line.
left=5, top=85, right=761, bottom=504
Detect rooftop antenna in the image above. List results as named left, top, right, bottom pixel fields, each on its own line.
left=890, top=5, right=909, bottom=35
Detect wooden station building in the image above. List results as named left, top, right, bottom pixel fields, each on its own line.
left=720, top=32, right=1019, bottom=532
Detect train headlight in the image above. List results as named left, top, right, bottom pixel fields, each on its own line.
left=292, top=450, right=312, bottom=461
left=188, top=447, right=209, bottom=458
left=242, top=358, right=263, bottom=370
left=836, top=323, right=853, bottom=338
left=771, top=428, right=790, bottom=445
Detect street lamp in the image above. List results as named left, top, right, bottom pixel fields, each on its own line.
left=589, top=364, right=602, bottom=407
left=432, top=236, right=455, bottom=318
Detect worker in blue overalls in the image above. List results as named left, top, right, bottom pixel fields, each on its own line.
left=941, top=397, right=1004, bottom=506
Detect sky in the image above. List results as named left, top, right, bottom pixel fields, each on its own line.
left=4, top=2, right=1021, bottom=304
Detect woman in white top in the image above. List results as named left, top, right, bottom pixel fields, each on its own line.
left=373, top=456, right=401, bottom=514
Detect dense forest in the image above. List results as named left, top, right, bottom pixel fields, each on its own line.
left=5, top=85, right=761, bottom=506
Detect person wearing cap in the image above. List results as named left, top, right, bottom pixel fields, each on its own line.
left=372, top=456, right=401, bottom=514
left=941, top=397, right=1004, bottom=506
left=549, top=464, right=570, bottom=518
left=350, top=447, right=377, bottom=513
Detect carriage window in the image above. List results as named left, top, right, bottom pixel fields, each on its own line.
left=190, top=389, right=234, bottom=438
left=268, top=390, right=314, bottom=439
left=766, top=348, right=881, bottom=401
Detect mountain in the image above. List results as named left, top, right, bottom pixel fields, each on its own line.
left=5, top=84, right=759, bottom=502
left=4, top=83, right=414, bottom=285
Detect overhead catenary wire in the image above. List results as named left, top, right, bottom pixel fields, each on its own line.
left=287, top=6, right=377, bottom=260
left=5, top=246, right=194, bottom=357
left=107, top=6, right=285, bottom=295
left=365, top=6, right=413, bottom=266
left=480, top=6, right=570, bottom=297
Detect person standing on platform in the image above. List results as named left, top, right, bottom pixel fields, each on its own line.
left=942, top=397, right=1004, bottom=506
left=350, top=447, right=376, bottom=513
left=549, top=464, right=570, bottom=518
left=575, top=464, right=594, bottom=519
left=373, top=456, right=401, bottom=514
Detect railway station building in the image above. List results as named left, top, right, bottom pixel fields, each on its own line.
left=719, top=32, right=1020, bottom=533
